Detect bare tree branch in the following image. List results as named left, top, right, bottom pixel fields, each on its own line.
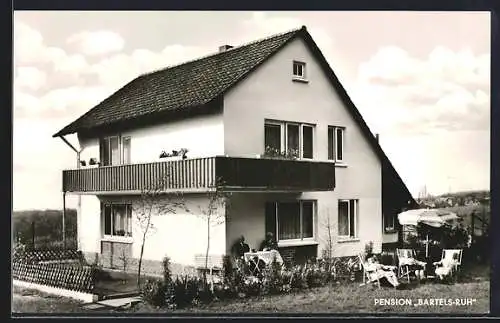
left=133, top=165, right=186, bottom=287
left=194, top=176, right=231, bottom=287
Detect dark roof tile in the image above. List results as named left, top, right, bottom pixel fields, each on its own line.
left=53, top=28, right=301, bottom=137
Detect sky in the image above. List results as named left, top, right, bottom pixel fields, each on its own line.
left=13, top=11, right=491, bottom=211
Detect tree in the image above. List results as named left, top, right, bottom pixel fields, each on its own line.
left=193, top=177, right=230, bottom=288
left=319, top=207, right=339, bottom=277
left=134, top=170, right=187, bottom=288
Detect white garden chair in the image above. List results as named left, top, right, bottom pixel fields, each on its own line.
left=433, top=249, right=463, bottom=282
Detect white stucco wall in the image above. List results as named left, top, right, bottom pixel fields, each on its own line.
left=223, top=37, right=383, bottom=256
left=77, top=195, right=101, bottom=254
left=78, top=194, right=226, bottom=266
left=77, top=114, right=224, bottom=166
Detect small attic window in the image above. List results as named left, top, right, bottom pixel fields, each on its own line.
left=292, top=61, right=307, bottom=82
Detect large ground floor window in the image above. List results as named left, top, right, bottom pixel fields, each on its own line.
left=102, top=203, right=133, bottom=237
left=265, top=200, right=316, bottom=242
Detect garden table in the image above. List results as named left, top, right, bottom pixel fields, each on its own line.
left=244, top=250, right=284, bottom=275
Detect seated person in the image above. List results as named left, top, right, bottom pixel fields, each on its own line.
left=364, top=254, right=400, bottom=288
left=231, top=235, right=250, bottom=259
left=259, top=232, right=278, bottom=251
left=400, top=257, right=426, bottom=280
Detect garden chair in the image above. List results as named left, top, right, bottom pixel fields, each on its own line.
left=358, top=254, right=381, bottom=289
left=396, top=248, right=425, bottom=284
left=433, top=249, right=463, bottom=283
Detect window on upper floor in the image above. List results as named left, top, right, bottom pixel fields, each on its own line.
left=338, top=199, right=358, bottom=239
left=264, top=120, right=314, bottom=159
left=100, top=135, right=131, bottom=166
left=102, top=203, right=133, bottom=238
left=293, top=61, right=306, bottom=79
left=328, top=126, right=345, bottom=163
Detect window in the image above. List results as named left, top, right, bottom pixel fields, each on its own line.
left=293, top=61, right=306, bottom=79
left=338, top=199, right=358, bottom=239
left=122, top=136, right=131, bottom=164
left=264, top=123, right=282, bottom=152
left=100, top=135, right=131, bottom=166
left=264, top=120, right=314, bottom=159
left=384, top=212, right=396, bottom=232
left=328, top=126, right=345, bottom=162
left=102, top=203, right=133, bottom=237
left=266, top=201, right=316, bottom=242
left=286, top=124, right=300, bottom=154
left=302, top=125, right=313, bottom=159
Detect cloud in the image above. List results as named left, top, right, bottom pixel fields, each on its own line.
left=14, top=22, right=47, bottom=65
left=88, top=45, right=209, bottom=89
left=351, top=46, right=490, bottom=135
left=14, top=67, right=47, bottom=91
left=67, top=30, right=125, bottom=56
left=241, top=12, right=335, bottom=69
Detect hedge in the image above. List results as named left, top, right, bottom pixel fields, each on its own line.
left=12, top=262, right=97, bottom=293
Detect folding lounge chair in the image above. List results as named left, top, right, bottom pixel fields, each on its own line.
left=433, top=249, right=463, bottom=283
left=358, top=254, right=381, bottom=289
left=396, top=248, right=425, bottom=284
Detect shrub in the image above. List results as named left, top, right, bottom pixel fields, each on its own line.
left=172, top=275, right=202, bottom=308
left=241, top=275, right=262, bottom=297
left=290, top=265, right=308, bottom=289
left=222, top=255, right=233, bottom=282
left=261, top=259, right=281, bottom=295
left=140, top=279, right=165, bottom=307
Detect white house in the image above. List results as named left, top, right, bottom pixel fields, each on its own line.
left=53, top=26, right=416, bottom=275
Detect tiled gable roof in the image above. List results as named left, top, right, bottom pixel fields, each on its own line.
left=53, top=25, right=416, bottom=205
left=53, top=27, right=303, bottom=137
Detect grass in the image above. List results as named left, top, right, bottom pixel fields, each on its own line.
left=12, top=264, right=490, bottom=315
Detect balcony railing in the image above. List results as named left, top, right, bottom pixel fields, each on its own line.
left=62, top=156, right=335, bottom=193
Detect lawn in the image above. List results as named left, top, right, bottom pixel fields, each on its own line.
left=12, top=264, right=490, bottom=315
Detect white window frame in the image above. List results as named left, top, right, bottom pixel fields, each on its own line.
left=292, top=61, right=306, bottom=79
left=275, top=200, right=316, bottom=243
left=121, top=136, right=131, bottom=165
left=264, top=120, right=315, bottom=160
left=102, top=203, right=133, bottom=240
left=328, top=126, right=345, bottom=163
left=338, top=199, right=358, bottom=239
left=100, top=135, right=132, bottom=166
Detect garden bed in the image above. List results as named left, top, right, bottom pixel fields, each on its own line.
left=93, top=270, right=141, bottom=298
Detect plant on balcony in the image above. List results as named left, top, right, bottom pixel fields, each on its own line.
left=89, top=158, right=100, bottom=166
left=134, top=169, right=188, bottom=288
left=262, top=146, right=299, bottom=160
left=159, top=148, right=189, bottom=160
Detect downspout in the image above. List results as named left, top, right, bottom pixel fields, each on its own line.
left=58, top=135, right=83, bottom=249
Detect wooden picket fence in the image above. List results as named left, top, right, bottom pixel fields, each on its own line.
left=12, top=261, right=97, bottom=293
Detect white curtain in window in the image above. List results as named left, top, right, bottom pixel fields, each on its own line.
left=338, top=201, right=349, bottom=236
left=278, top=202, right=301, bottom=240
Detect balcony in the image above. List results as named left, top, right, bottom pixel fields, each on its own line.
left=62, top=156, right=336, bottom=194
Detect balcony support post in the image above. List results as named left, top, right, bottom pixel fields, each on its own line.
left=58, top=135, right=82, bottom=249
